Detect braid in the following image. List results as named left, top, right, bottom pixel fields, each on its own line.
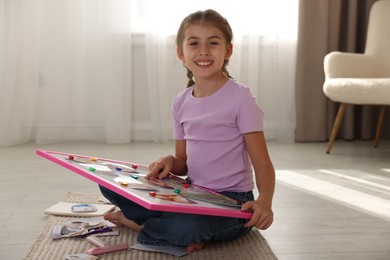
left=223, top=66, right=233, bottom=79
left=186, top=67, right=232, bottom=88
left=186, top=69, right=195, bottom=87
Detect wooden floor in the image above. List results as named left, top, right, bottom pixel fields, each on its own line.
left=0, top=140, right=389, bottom=259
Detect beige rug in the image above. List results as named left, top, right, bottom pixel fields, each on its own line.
left=23, top=192, right=277, bottom=260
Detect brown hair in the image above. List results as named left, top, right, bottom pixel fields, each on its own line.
left=176, top=9, right=233, bottom=87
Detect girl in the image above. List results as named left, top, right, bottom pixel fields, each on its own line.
left=101, top=9, right=275, bottom=253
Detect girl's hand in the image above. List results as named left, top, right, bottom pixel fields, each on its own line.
left=147, top=155, right=174, bottom=180
left=241, top=200, right=273, bottom=230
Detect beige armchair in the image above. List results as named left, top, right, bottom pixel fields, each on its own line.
left=323, top=0, right=390, bottom=154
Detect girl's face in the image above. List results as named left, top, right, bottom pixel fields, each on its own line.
left=177, top=23, right=232, bottom=82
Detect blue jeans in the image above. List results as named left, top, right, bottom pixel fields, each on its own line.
left=99, top=185, right=254, bottom=247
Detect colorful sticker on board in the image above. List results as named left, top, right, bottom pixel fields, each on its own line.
left=150, top=193, right=197, bottom=204
left=66, top=157, right=100, bottom=164
left=102, top=162, right=139, bottom=173
left=114, top=176, right=158, bottom=191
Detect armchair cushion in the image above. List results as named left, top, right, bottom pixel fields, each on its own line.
left=323, top=78, right=390, bottom=105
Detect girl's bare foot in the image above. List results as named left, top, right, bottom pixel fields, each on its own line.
left=186, top=242, right=204, bottom=253
left=104, top=211, right=143, bottom=232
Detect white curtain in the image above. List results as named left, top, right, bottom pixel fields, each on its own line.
left=0, top=0, right=298, bottom=146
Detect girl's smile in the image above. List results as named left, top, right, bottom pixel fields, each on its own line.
left=195, top=60, right=214, bottom=67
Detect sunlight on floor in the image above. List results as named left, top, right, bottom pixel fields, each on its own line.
left=276, top=170, right=390, bottom=221
left=318, top=169, right=390, bottom=192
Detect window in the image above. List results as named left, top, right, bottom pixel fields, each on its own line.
left=113, top=0, right=298, bottom=39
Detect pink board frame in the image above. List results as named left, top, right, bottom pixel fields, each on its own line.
left=36, top=149, right=253, bottom=219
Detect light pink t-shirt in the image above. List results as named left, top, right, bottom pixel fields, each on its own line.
left=172, top=79, right=264, bottom=192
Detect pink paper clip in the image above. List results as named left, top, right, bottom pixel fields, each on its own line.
left=86, top=243, right=128, bottom=256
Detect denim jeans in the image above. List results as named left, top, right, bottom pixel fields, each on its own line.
left=99, top=185, right=254, bottom=247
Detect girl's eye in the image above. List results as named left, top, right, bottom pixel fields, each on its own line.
left=209, top=42, right=219, bottom=45
left=189, top=42, right=199, bottom=46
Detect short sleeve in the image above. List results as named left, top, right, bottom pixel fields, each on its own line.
left=237, top=89, right=264, bottom=134
left=172, top=97, right=185, bottom=140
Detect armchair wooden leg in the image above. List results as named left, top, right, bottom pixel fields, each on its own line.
left=374, top=105, right=386, bottom=148
left=327, top=103, right=347, bottom=154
